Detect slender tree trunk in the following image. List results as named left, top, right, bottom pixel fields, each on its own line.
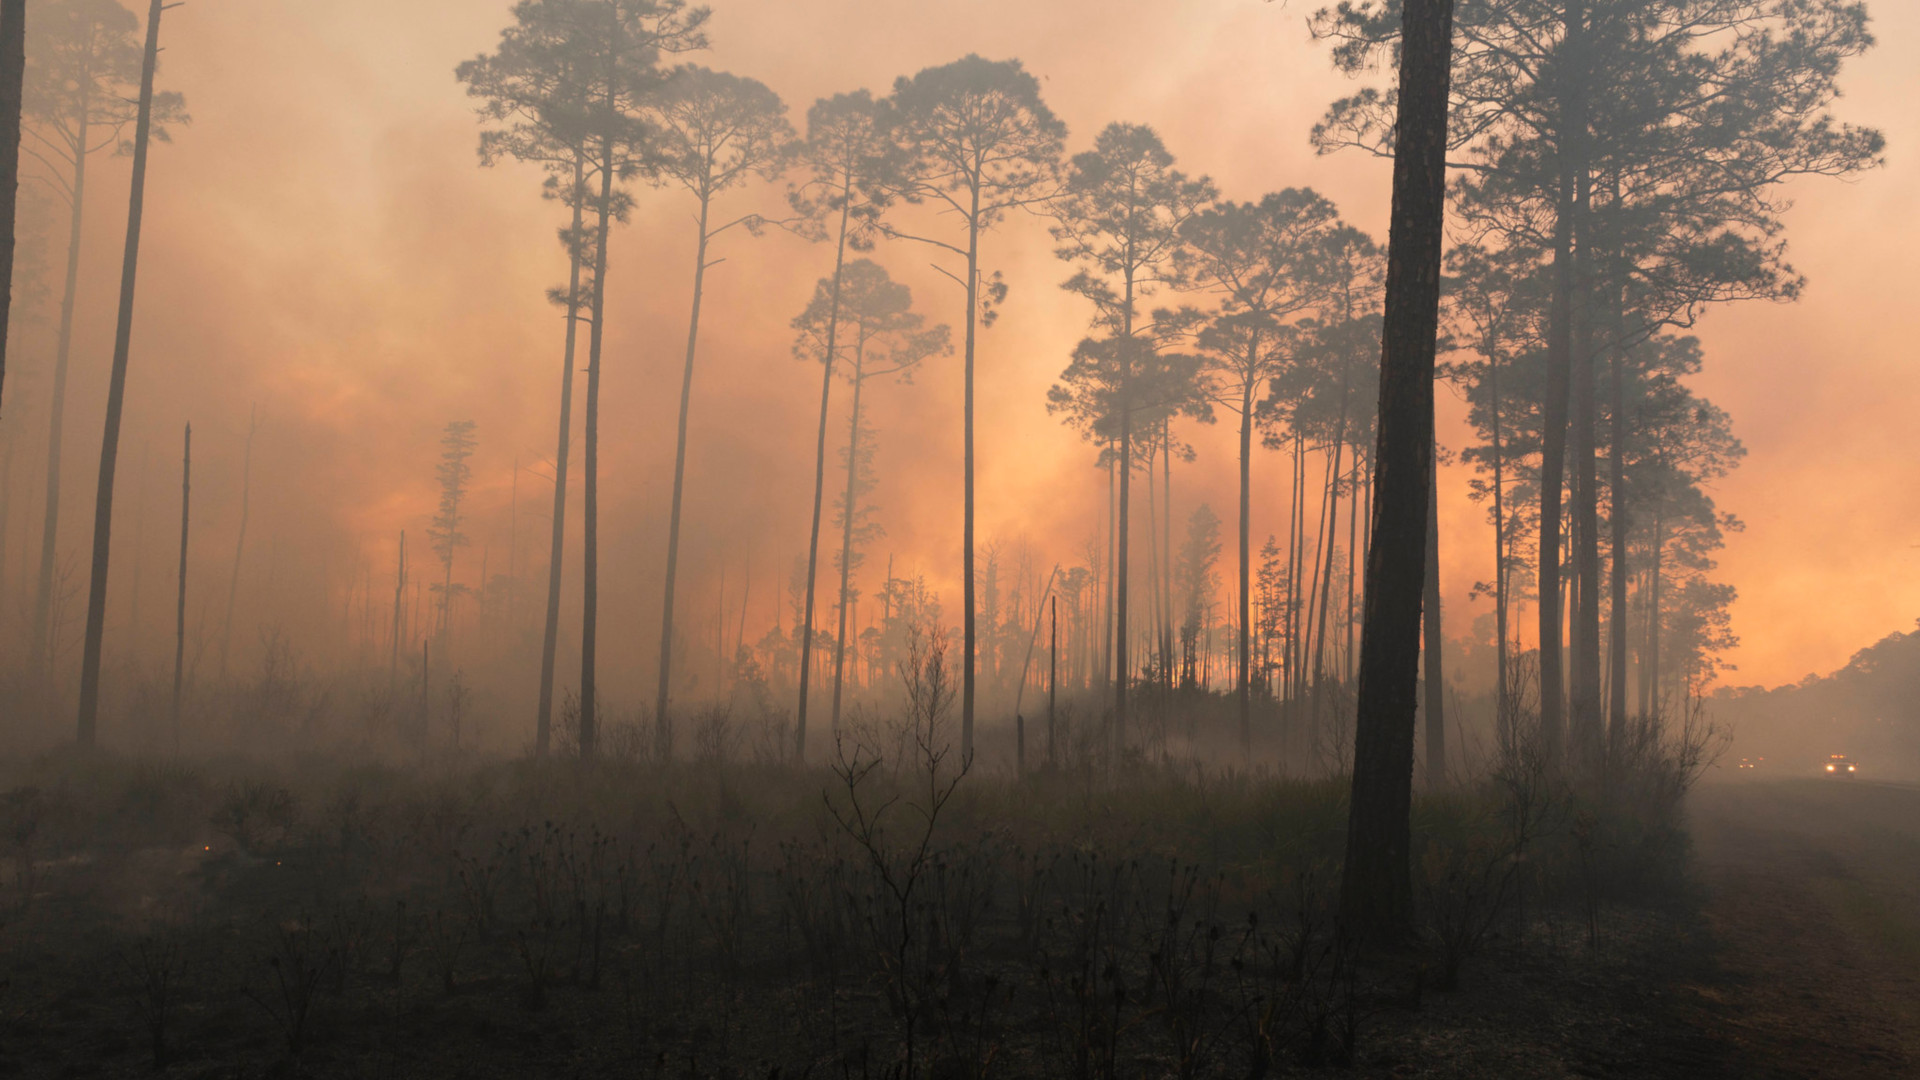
left=1114, top=392, right=1132, bottom=755
left=1570, top=172, right=1601, bottom=767
left=1539, top=0, right=1587, bottom=765
left=1143, top=440, right=1161, bottom=689
left=654, top=194, right=714, bottom=761
left=390, top=531, right=405, bottom=693
left=961, top=186, right=981, bottom=759
left=218, top=406, right=256, bottom=682
left=578, top=135, right=616, bottom=759
left=1048, top=592, right=1057, bottom=766
left=534, top=157, right=586, bottom=758
left=1105, top=445, right=1115, bottom=691
left=1340, top=0, right=1453, bottom=940
left=1490, top=339, right=1509, bottom=741
left=829, top=343, right=866, bottom=733
left=1286, top=429, right=1303, bottom=713
left=1237, top=372, right=1254, bottom=755
left=74, top=0, right=165, bottom=745
left=1647, top=510, right=1664, bottom=716
left=1311, top=411, right=1348, bottom=759
left=796, top=194, right=852, bottom=760
left=33, top=83, right=90, bottom=674
left=1423, top=443, right=1444, bottom=788
left=1346, top=451, right=1359, bottom=683
left=0, top=0, right=21, bottom=411
left=1606, top=329, right=1629, bottom=755
left=1161, top=417, right=1173, bottom=697
left=170, top=422, right=188, bottom=753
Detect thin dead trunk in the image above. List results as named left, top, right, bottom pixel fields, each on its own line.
left=828, top=337, right=866, bottom=733
left=655, top=192, right=714, bottom=759
left=170, top=422, right=188, bottom=753
left=32, top=69, right=90, bottom=674
left=796, top=193, right=852, bottom=760
left=1423, top=444, right=1444, bottom=788
left=1237, top=370, right=1254, bottom=755
left=535, top=162, right=585, bottom=757
left=961, top=183, right=981, bottom=759
left=0, top=0, right=22, bottom=411
left=218, top=406, right=256, bottom=682
left=577, top=127, right=616, bottom=759
left=75, top=0, right=166, bottom=745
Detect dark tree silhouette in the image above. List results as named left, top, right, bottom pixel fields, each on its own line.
left=792, top=259, right=949, bottom=735
left=0, top=0, right=24, bottom=412
left=1337, top=0, right=1455, bottom=941
left=1180, top=189, right=1340, bottom=752
left=1318, top=0, right=1881, bottom=766
left=1049, top=122, right=1210, bottom=752
left=169, top=420, right=186, bottom=751
left=456, top=0, right=649, bottom=756
left=24, top=0, right=184, bottom=676
left=74, top=0, right=168, bottom=746
left=788, top=88, right=898, bottom=761
left=885, top=54, right=1064, bottom=758
left=537, top=0, right=709, bottom=758
left=645, top=64, right=792, bottom=757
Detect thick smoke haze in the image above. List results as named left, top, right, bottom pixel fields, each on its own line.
left=2, top=0, right=1911, bottom=719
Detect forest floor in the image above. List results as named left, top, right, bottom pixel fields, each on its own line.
left=3, top=766, right=1917, bottom=1078
left=1673, top=776, right=1920, bottom=1078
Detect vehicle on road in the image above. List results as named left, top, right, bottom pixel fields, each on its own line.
left=1737, top=757, right=1765, bottom=771
left=1824, top=754, right=1857, bottom=777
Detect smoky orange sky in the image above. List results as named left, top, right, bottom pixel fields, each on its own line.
left=3, top=0, right=1913, bottom=707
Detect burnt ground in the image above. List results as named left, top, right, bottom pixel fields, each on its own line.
left=1, top=774, right=1916, bottom=1077
left=1675, top=777, right=1920, bottom=1078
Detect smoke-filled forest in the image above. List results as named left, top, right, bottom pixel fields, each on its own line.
left=0, top=0, right=1912, bottom=1076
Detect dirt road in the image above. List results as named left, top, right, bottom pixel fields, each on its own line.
left=1687, top=778, right=1920, bottom=1077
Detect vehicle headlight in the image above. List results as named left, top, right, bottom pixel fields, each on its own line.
left=1848, top=765, right=1856, bottom=772
left=1827, top=765, right=1836, bottom=771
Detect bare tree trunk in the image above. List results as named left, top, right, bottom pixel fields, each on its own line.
left=1048, top=592, right=1057, bottom=766
left=1161, top=417, right=1174, bottom=699
left=1340, top=0, right=1453, bottom=940
left=32, top=77, right=90, bottom=675
left=1606, top=331, right=1629, bottom=755
left=1489, top=335, right=1509, bottom=741
left=75, top=0, right=166, bottom=745
left=1570, top=178, right=1601, bottom=766
left=1538, top=0, right=1587, bottom=765
left=0, top=0, right=19, bottom=409
left=655, top=194, right=714, bottom=760
left=1237, top=372, right=1253, bottom=755
left=577, top=131, right=616, bottom=759
left=1114, top=388, right=1132, bottom=756
left=828, top=342, right=866, bottom=734
left=1423, top=444, right=1444, bottom=788
left=534, top=157, right=586, bottom=758
left=961, top=186, right=981, bottom=759
left=218, top=406, right=256, bottom=682
left=796, top=194, right=852, bottom=761
left=171, top=422, right=188, bottom=753
left=390, top=530, right=405, bottom=694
